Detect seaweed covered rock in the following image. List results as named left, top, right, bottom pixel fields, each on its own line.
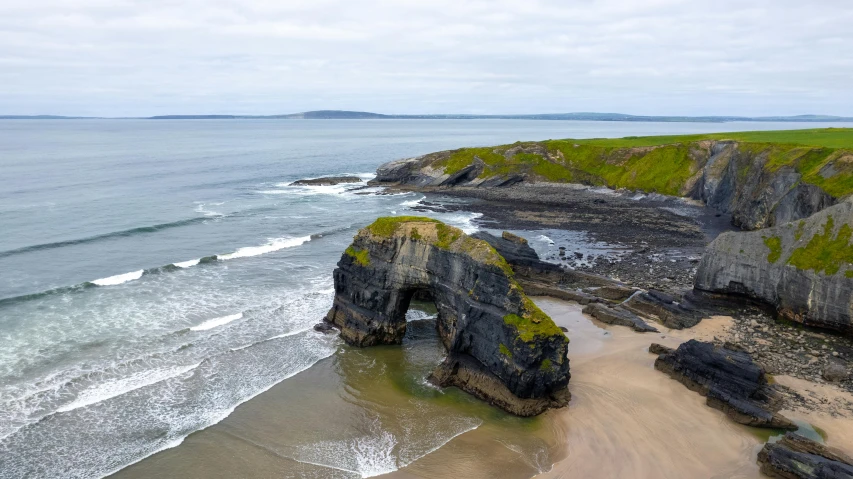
left=758, top=433, right=853, bottom=479
left=695, top=198, right=853, bottom=336
left=652, top=339, right=796, bottom=429
left=324, top=217, right=570, bottom=416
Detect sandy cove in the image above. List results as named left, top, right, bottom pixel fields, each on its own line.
left=530, top=297, right=853, bottom=479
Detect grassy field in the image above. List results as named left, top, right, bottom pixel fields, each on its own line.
left=436, top=128, right=853, bottom=197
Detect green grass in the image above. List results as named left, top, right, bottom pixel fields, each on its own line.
left=503, top=297, right=566, bottom=344
left=499, top=343, right=512, bottom=358
left=763, top=236, right=783, bottom=263
left=366, top=216, right=438, bottom=237
left=344, top=246, right=370, bottom=266
left=433, top=128, right=853, bottom=198
left=787, top=216, right=853, bottom=276
left=539, top=358, right=553, bottom=371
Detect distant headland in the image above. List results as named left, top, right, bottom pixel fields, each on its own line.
left=3, top=110, right=853, bottom=122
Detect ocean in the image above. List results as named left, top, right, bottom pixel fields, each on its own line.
left=1, top=119, right=849, bottom=478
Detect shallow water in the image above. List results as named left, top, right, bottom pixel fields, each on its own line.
left=3, top=119, right=851, bottom=477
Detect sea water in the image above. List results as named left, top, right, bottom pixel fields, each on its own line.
left=1, top=119, right=849, bottom=477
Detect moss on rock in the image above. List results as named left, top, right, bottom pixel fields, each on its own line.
left=763, top=236, right=783, bottom=263
left=787, top=216, right=853, bottom=276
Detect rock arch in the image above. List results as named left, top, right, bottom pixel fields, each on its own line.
left=323, top=217, right=570, bottom=416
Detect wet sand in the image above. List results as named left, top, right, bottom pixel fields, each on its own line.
left=113, top=298, right=853, bottom=479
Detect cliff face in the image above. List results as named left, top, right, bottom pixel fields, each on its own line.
left=694, top=198, right=853, bottom=336
left=373, top=139, right=851, bottom=230
left=324, top=217, right=570, bottom=416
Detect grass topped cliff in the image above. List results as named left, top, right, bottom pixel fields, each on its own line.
left=435, top=128, right=853, bottom=197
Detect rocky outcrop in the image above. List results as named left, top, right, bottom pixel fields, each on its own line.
left=621, top=290, right=703, bottom=329
left=582, top=303, right=659, bottom=332
left=291, top=176, right=363, bottom=186
left=652, top=340, right=796, bottom=429
left=323, top=217, right=570, bottom=416
left=758, top=432, right=853, bottom=478
left=695, top=198, right=853, bottom=336
left=372, top=139, right=850, bottom=230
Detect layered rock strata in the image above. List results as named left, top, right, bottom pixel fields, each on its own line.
left=758, top=432, right=853, bottom=479
left=324, top=217, right=570, bottom=416
left=651, top=340, right=796, bottom=429
left=695, top=198, right=853, bottom=336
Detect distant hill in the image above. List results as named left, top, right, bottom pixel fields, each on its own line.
left=4, top=110, right=853, bottom=122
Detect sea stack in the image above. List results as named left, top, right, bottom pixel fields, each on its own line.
left=323, top=216, right=571, bottom=416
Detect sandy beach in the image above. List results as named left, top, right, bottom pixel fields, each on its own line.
left=110, top=296, right=853, bottom=479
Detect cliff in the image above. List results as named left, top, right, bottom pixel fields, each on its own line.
left=323, top=217, right=570, bottom=416
left=372, top=129, right=853, bottom=230
left=694, top=198, right=853, bottom=336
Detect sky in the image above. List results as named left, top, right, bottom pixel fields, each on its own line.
left=1, top=0, right=851, bottom=117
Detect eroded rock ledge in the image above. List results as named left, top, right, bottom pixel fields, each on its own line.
left=651, top=340, right=796, bottom=429
left=323, top=217, right=570, bottom=416
left=758, top=432, right=853, bottom=479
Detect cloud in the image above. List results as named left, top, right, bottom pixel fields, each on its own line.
left=0, top=0, right=850, bottom=116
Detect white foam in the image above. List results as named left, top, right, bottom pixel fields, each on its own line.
left=190, top=313, right=243, bottom=331
left=218, top=236, right=311, bottom=260
left=230, top=327, right=312, bottom=351
left=537, top=234, right=554, bottom=243
left=194, top=203, right=224, bottom=217
left=400, top=196, right=425, bottom=208
left=91, top=269, right=144, bottom=286
left=444, top=212, right=482, bottom=234
left=173, top=258, right=200, bottom=268
left=56, top=363, right=200, bottom=413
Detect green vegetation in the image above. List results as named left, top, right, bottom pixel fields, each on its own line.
left=433, top=128, right=853, bottom=198
left=435, top=223, right=461, bottom=249
left=366, top=216, right=439, bottom=237
left=539, top=358, right=553, bottom=371
left=345, top=246, right=370, bottom=266
left=787, top=217, right=853, bottom=275
left=499, top=343, right=512, bottom=358
left=763, top=236, right=783, bottom=263
left=410, top=228, right=422, bottom=240
left=503, top=297, right=566, bottom=344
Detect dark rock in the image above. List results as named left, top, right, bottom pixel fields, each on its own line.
left=757, top=433, right=853, bottom=479
left=649, top=343, right=674, bottom=355
left=582, top=303, right=659, bottom=332
left=583, top=284, right=636, bottom=301
left=290, top=176, right=362, bottom=186
left=695, top=198, right=853, bottom=337
left=622, top=290, right=703, bottom=329
left=313, top=322, right=337, bottom=334
left=653, top=339, right=796, bottom=429
left=324, top=217, right=570, bottom=416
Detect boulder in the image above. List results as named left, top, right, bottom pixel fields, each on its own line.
left=290, top=175, right=363, bottom=186
left=582, top=303, right=659, bottom=332
left=324, top=217, right=570, bottom=416
left=822, top=358, right=850, bottom=383
left=652, top=339, right=796, bottom=429
left=758, top=432, right=853, bottom=479
left=694, top=198, right=853, bottom=336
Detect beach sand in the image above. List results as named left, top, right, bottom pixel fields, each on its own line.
left=112, top=298, right=853, bottom=479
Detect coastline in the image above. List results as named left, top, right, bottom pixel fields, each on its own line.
left=111, top=296, right=853, bottom=479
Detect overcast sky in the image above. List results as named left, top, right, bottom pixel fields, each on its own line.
left=1, top=0, right=851, bottom=116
